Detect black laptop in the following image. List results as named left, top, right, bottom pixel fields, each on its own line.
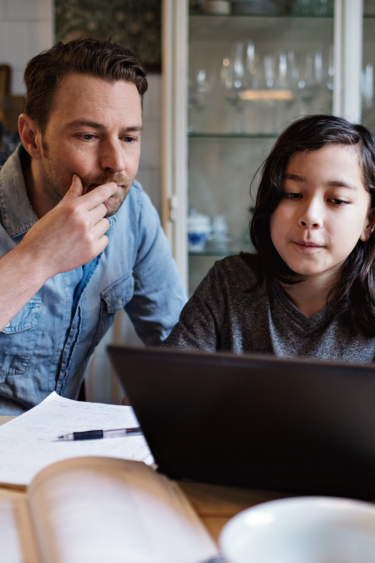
left=107, top=345, right=375, bottom=500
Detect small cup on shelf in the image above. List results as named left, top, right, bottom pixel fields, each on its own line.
left=187, top=211, right=212, bottom=252
left=202, top=1, right=231, bottom=14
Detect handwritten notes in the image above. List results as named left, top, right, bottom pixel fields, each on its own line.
left=0, top=392, right=153, bottom=486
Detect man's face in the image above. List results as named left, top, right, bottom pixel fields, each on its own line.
left=38, top=73, right=142, bottom=217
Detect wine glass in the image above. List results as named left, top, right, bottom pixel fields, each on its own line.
left=188, top=68, right=211, bottom=132
left=327, top=45, right=335, bottom=93
left=221, top=43, right=246, bottom=132
left=362, top=64, right=374, bottom=129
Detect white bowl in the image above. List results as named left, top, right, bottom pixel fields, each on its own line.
left=219, top=497, right=375, bottom=563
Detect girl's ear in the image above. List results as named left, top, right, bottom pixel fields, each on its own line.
left=360, top=207, right=375, bottom=242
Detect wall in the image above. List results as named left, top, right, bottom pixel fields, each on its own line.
left=0, top=0, right=53, bottom=95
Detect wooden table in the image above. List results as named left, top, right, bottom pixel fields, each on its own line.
left=178, top=480, right=287, bottom=542
left=0, top=415, right=286, bottom=544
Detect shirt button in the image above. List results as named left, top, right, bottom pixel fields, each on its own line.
left=5, top=322, right=10, bottom=328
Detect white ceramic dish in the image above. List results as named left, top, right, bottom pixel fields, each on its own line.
left=219, top=496, right=375, bottom=563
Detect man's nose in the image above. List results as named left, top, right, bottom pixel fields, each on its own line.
left=298, top=199, right=323, bottom=229
left=100, top=140, right=125, bottom=173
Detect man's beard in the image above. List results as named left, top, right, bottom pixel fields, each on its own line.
left=41, top=140, right=131, bottom=217
left=80, top=173, right=130, bottom=217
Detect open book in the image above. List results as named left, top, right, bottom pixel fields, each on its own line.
left=0, top=456, right=219, bottom=563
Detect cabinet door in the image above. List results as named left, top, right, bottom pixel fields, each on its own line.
left=162, top=0, right=363, bottom=296
left=188, top=5, right=334, bottom=295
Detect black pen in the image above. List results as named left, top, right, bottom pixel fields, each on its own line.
left=56, top=427, right=141, bottom=441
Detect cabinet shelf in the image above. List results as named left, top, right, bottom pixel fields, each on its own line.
left=189, top=240, right=254, bottom=257
left=189, top=14, right=334, bottom=42
left=188, top=11, right=375, bottom=19
left=189, top=13, right=334, bottom=19
left=188, top=132, right=278, bottom=139
left=189, top=249, right=237, bottom=257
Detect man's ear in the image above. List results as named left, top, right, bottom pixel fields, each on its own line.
left=18, top=114, right=43, bottom=160
left=360, top=207, right=375, bottom=242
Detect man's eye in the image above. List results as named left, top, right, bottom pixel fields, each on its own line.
left=124, top=136, right=135, bottom=143
left=82, top=134, right=95, bottom=140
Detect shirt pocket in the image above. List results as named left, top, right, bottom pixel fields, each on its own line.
left=88, top=273, right=134, bottom=355
left=0, top=299, right=42, bottom=376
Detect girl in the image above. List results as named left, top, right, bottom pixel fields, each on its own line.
left=164, top=115, right=375, bottom=362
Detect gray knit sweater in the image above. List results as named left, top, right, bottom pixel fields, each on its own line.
left=164, top=255, right=375, bottom=363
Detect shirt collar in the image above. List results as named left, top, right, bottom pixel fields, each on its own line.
left=0, top=144, right=38, bottom=238
left=108, top=215, right=116, bottom=230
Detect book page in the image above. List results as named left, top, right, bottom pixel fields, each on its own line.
left=0, top=392, right=153, bottom=487
left=0, top=490, right=38, bottom=563
left=28, top=457, right=218, bottom=563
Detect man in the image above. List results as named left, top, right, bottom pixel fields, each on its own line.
left=0, top=39, right=186, bottom=414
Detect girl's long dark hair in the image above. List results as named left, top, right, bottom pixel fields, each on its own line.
left=246, top=114, right=375, bottom=336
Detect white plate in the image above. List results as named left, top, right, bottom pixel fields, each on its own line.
left=219, top=496, right=375, bottom=563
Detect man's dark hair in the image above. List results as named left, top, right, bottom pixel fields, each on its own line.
left=24, top=38, right=148, bottom=133
left=246, top=114, right=375, bottom=336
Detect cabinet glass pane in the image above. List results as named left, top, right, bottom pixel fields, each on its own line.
left=188, top=12, right=334, bottom=295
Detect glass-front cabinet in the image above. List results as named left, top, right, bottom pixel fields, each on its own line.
left=162, top=0, right=363, bottom=295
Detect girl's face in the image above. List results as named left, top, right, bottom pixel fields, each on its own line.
left=270, top=144, right=373, bottom=283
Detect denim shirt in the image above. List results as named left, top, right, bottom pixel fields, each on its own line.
left=0, top=146, right=186, bottom=414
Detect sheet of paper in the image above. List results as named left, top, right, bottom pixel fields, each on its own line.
left=0, top=392, right=153, bottom=486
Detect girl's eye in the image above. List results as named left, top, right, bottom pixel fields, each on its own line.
left=329, top=199, right=348, bottom=205
left=283, top=192, right=301, bottom=199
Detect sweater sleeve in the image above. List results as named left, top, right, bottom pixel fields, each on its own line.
left=163, top=262, right=227, bottom=352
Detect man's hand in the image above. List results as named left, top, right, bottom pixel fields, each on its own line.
left=17, top=174, right=117, bottom=282
left=0, top=174, right=118, bottom=331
